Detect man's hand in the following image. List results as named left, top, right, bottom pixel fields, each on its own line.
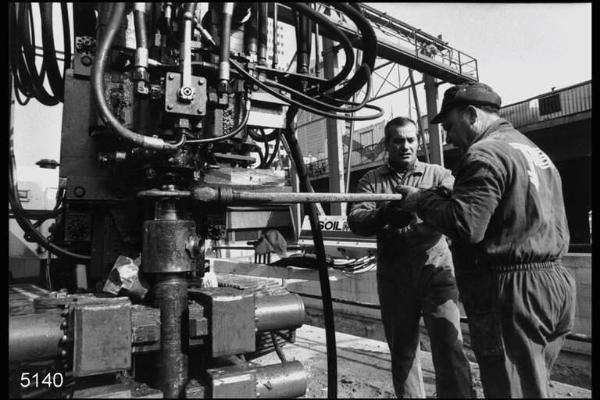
left=393, top=185, right=423, bottom=213
left=381, top=202, right=412, bottom=228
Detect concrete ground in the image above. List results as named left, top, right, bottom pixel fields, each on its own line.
left=252, top=325, right=591, bottom=399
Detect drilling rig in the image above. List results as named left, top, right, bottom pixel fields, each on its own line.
left=8, top=3, right=408, bottom=398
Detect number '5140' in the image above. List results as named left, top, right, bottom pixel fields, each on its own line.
left=20, top=372, right=64, bottom=388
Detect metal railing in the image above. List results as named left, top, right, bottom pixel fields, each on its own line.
left=356, top=3, right=479, bottom=80
left=307, top=141, right=388, bottom=178
left=500, top=80, right=591, bottom=129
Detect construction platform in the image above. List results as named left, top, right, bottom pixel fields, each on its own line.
left=252, top=325, right=591, bottom=398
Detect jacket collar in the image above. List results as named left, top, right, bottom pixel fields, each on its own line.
left=384, top=160, right=425, bottom=176
left=472, top=118, right=514, bottom=145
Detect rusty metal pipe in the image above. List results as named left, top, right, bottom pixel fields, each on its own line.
left=138, top=187, right=404, bottom=203
left=154, top=274, right=189, bottom=398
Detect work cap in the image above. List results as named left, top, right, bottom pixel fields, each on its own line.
left=431, top=82, right=502, bottom=124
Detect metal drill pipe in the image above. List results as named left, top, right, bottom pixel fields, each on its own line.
left=194, top=186, right=404, bottom=204
left=138, top=187, right=404, bottom=203
left=155, top=274, right=189, bottom=398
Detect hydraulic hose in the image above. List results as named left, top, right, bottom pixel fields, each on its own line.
left=286, top=2, right=354, bottom=92
left=8, top=133, right=90, bottom=261
left=185, top=98, right=251, bottom=144
left=265, top=67, right=373, bottom=113
left=134, top=3, right=149, bottom=74
left=92, top=3, right=181, bottom=151
left=263, top=130, right=281, bottom=168
left=283, top=107, right=337, bottom=398
left=244, top=4, right=258, bottom=58
left=11, top=3, right=59, bottom=106
left=317, top=3, right=378, bottom=101
left=180, top=3, right=196, bottom=89
left=230, top=59, right=383, bottom=121
left=248, top=127, right=279, bottom=142
left=258, top=2, right=269, bottom=66
left=39, top=3, right=65, bottom=102
left=219, top=3, right=234, bottom=88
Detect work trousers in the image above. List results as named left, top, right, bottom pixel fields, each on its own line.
left=457, top=262, right=576, bottom=398
left=377, top=250, right=474, bottom=398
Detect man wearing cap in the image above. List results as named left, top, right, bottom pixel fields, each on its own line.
left=394, top=82, right=576, bottom=398
left=347, top=117, right=474, bottom=398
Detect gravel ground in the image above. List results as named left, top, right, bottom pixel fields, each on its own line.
left=252, top=325, right=591, bottom=398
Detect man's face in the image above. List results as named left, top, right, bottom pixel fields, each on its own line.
left=385, top=123, right=419, bottom=169
left=442, top=107, right=477, bottom=152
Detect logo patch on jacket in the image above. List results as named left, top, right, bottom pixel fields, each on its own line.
left=508, top=142, right=553, bottom=190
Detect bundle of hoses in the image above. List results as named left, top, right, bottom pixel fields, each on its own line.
left=9, top=3, right=71, bottom=106
left=229, top=2, right=383, bottom=121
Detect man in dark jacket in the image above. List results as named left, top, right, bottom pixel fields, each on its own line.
left=395, top=83, right=576, bottom=398
left=347, top=117, right=474, bottom=398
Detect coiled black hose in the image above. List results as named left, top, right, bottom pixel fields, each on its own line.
left=283, top=107, right=337, bottom=398
left=9, top=3, right=71, bottom=106
left=39, top=3, right=65, bottom=102
left=10, top=3, right=58, bottom=106
left=319, top=3, right=378, bottom=101
left=287, top=2, right=354, bottom=92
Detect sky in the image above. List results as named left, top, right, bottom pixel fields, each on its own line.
left=371, top=2, right=592, bottom=105
left=11, top=3, right=592, bottom=185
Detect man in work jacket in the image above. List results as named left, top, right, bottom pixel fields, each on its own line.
left=395, top=82, right=576, bottom=398
left=347, top=117, right=474, bottom=398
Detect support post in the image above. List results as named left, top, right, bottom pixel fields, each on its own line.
left=423, top=74, right=444, bottom=166
left=322, top=37, right=346, bottom=216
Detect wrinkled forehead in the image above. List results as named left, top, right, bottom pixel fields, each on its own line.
left=387, top=123, right=418, bottom=139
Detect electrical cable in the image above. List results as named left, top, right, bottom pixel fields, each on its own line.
left=283, top=107, right=337, bottom=399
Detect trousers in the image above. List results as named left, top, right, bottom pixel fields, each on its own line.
left=377, top=249, right=474, bottom=398
left=457, top=262, right=576, bottom=398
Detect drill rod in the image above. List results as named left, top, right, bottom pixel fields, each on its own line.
left=138, top=187, right=404, bottom=204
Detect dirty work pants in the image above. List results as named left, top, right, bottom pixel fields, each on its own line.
left=457, top=262, right=576, bottom=398
left=377, top=255, right=474, bottom=398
